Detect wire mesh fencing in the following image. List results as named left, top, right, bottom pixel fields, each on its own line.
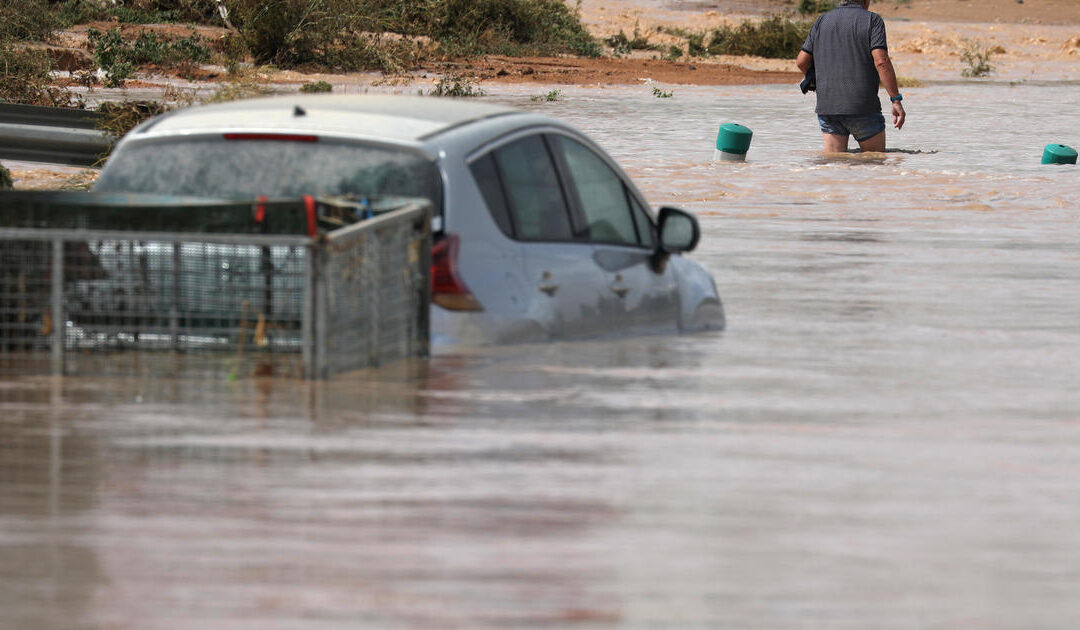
left=0, top=193, right=431, bottom=379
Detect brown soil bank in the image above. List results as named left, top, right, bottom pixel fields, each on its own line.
left=434, top=56, right=800, bottom=86
left=644, top=0, right=1080, bottom=24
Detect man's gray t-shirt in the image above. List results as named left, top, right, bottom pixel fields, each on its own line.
left=801, top=4, right=888, bottom=115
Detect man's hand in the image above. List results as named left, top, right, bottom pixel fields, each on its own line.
left=892, top=101, right=906, bottom=130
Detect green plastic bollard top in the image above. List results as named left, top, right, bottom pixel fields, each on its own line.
left=1042, top=143, right=1078, bottom=165
left=716, top=123, right=753, bottom=155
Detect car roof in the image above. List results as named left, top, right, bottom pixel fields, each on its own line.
left=138, top=94, right=520, bottom=143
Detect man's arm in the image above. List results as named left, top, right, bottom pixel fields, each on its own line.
left=796, top=50, right=813, bottom=74
left=872, top=48, right=905, bottom=130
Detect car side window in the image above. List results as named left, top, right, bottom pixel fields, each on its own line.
left=552, top=136, right=640, bottom=246
left=629, top=195, right=656, bottom=249
left=490, top=135, right=574, bottom=242
left=469, top=153, right=514, bottom=237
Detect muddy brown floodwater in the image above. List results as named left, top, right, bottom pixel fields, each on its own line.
left=3, top=82, right=1080, bottom=629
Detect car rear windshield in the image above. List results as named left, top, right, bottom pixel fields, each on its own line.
left=95, top=137, right=441, bottom=208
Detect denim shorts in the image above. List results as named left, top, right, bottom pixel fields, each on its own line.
left=817, top=112, right=886, bottom=142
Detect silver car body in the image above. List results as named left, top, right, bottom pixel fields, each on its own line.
left=95, top=95, right=724, bottom=345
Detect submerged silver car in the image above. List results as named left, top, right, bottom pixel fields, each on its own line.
left=94, top=94, right=724, bottom=344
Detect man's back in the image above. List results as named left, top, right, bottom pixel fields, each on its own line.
left=802, top=3, right=888, bottom=115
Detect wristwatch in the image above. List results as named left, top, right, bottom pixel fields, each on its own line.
left=890, top=94, right=904, bottom=102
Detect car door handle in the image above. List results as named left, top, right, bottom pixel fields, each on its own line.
left=538, top=271, right=558, bottom=296
left=611, top=275, right=630, bottom=298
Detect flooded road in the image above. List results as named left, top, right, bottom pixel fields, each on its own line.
left=4, top=83, right=1080, bottom=628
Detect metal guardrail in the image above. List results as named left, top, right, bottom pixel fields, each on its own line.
left=0, top=195, right=432, bottom=379
left=0, top=103, right=111, bottom=167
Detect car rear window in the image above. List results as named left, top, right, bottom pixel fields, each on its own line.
left=95, top=138, right=441, bottom=209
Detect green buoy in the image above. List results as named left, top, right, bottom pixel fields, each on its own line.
left=715, top=123, right=753, bottom=162
left=1042, top=143, right=1077, bottom=165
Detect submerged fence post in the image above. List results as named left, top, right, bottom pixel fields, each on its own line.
left=314, top=245, right=330, bottom=379
left=50, top=238, right=64, bottom=376
left=302, top=243, right=317, bottom=379
left=170, top=243, right=181, bottom=350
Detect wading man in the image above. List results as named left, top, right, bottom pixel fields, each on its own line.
left=796, top=0, right=905, bottom=153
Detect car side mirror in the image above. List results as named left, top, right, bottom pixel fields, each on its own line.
left=657, top=206, right=700, bottom=254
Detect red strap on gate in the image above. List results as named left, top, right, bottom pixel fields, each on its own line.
left=303, top=195, right=317, bottom=238
left=254, top=195, right=267, bottom=224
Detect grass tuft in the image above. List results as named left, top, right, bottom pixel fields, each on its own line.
left=530, top=89, right=561, bottom=102
left=207, top=79, right=275, bottom=103
left=427, top=73, right=485, bottom=97
left=300, top=81, right=334, bottom=93
left=960, top=39, right=994, bottom=78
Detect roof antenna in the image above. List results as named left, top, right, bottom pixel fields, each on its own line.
left=294, top=105, right=307, bottom=117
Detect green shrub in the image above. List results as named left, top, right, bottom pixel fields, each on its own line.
left=300, top=81, right=334, bottom=93
left=797, top=0, right=836, bottom=14
left=530, top=89, right=561, bottom=102
left=605, top=25, right=659, bottom=56
left=0, top=0, right=57, bottom=42
left=227, top=0, right=598, bottom=71
left=798, top=0, right=908, bottom=13
left=705, top=15, right=812, bottom=59
left=319, top=33, right=424, bottom=74
left=171, top=32, right=213, bottom=64
left=228, top=0, right=325, bottom=67
left=55, top=0, right=222, bottom=27
left=49, top=0, right=602, bottom=75
left=105, top=62, right=136, bottom=87
left=0, top=164, right=13, bottom=191
left=53, top=0, right=102, bottom=27
left=227, top=0, right=416, bottom=71
left=686, top=31, right=706, bottom=57
left=432, top=0, right=600, bottom=57
left=606, top=31, right=633, bottom=56
left=427, top=74, right=485, bottom=97
left=87, top=27, right=212, bottom=86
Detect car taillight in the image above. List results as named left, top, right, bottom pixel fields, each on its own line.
left=431, top=234, right=483, bottom=311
